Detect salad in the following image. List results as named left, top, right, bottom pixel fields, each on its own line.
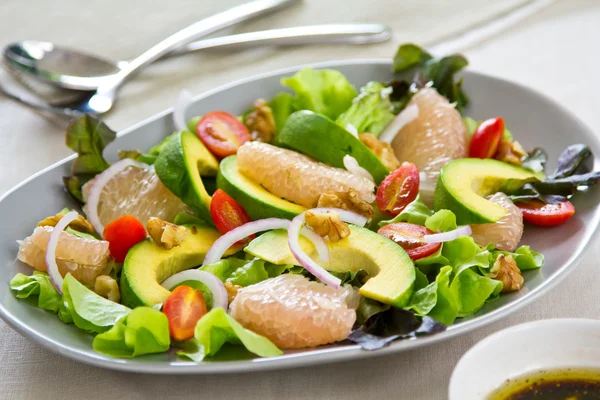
left=10, top=43, right=600, bottom=361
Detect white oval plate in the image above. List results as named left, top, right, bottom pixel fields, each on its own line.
left=0, top=60, right=599, bottom=374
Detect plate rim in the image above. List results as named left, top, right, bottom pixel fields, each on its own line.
left=1, top=58, right=599, bottom=374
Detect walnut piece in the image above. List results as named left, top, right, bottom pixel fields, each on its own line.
left=305, top=210, right=351, bottom=242
left=487, top=254, right=524, bottom=293
left=317, top=189, right=374, bottom=219
left=94, top=275, right=121, bottom=303
left=495, top=140, right=527, bottom=166
left=224, top=281, right=241, bottom=303
left=38, top=211, right=95, bottom=234
left=359, top=133, right=401, bottom=170
left=245, top=99, right=276, bottom=142
left=147, top=217, right=188, bottom=250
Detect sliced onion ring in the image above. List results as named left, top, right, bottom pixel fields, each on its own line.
left=202, top=217, right=331, bottom=266
left=345, top=123, right=358, bottom=137
left=289, top=213, right=341, bottom=288
left=379, top=103, right=419, bottom=144
left=45, top=211, right=79, bottom=294
left=422, top=225, right=473, bottom=243
left=161, top=269, right=228, bottom=310
left=85, top=158, right=151, bottom=237
left=173, top=89, right=193, bottom=132
left=343, top=155, right=374, bottom=183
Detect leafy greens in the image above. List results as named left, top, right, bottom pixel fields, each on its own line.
left=336, top=81, right=395, bottom=136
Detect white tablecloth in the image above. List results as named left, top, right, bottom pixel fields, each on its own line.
left=1, top=1, right=599, bottom=398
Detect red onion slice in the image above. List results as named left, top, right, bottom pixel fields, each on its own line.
left=379, top=103, right=419, bottom=144
left=202, top=218, right=331, bottom=266
left=173, top=89, right=193, bottom=132
left=345, top=123, right=358, bottom=137
left=288, top=213, right=341, bottom=288
left=161, top=269, right=228, bottom=310
left=422, top=225, right=473, bottom=243
left=85, top=158, right=151, bottom=237
left=44, top=211, right=79, bottom=294
left=202, top=218, right=290, bottom=266
left=343, top=155, right=375, bottom=183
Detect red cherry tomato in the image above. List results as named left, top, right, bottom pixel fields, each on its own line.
left=378, top=222, right=441, bottom=260
left=103, top=215, right=147, bottom=262
left=515, top=199, right=575, bottom=227
left=376, top=162, right=420, bottom=216
left=196, top=111, right=250, bottom=158
left=163, top=285, right=208, bottom=341
left=469, top=117, right=504, bottom=158
left=210, top=189, right=254, bottom=244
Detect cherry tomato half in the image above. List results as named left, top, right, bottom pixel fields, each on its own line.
left=378, top=222, right=441, bottom=260
left=469, top=117, right=504, bottom=159
left=196, top=111, right=250, bottom=158
left=210, top=189, right=254, bottom=244
left=376, top=162, right=420, bottom=216
left=103, top=215, right=147, bottom=262
left=163, top=285, right=208, bottom=341
left=515, top=199, right=575, bottom=227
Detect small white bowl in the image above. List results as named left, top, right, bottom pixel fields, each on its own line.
left=449, top=318, right=600, bottom=400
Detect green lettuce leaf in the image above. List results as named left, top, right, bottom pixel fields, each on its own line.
left=191, top=308, right=282, bottom=361
left=63, top=115, right=116, bottom=202
left=118, top=132, right=178, bottom=165
left=10, top=272, right=64, bottom=314
left=414, top=246, right=450, bottom=271
left=62, top=274, right=130, bottom=333
left=405, top=266, right=458, bottom=325
left=281, top=68, right=357, bottom=120
left=449, top=268, right=503, bottom=316
left=425, top=210, right=457, bottom=233
left=336, top=81, right=395, bottom=136
left=442, top=236, right=491, bottom=276
left=201, top=257, right=295, bottom=287
left=93, top=307, right=170, bottom=358
left=379, top=195, right=433, bottom=227
left=355, top=297, right=390, bottom=326
left=269, top=92, right=295, bottom=134
left=494, top=245, right=544, bottom=271
left=331, top=269, right=370, bottom=287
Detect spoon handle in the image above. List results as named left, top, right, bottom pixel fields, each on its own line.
left=172, top=23, right=391, bottom=54
left=119, top=0, right=298, bottom=81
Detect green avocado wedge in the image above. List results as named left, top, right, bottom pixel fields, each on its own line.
left=217, top=155, right=306, bottom=220
left=277, top=111, right=390, bottom=183
left=120, top=225, right=222, bottom=308
left=434, top=158, right=543, bottom=224
left=154, top=130, right=219, bottom=222
left=245, top=226, right=416, bottom=307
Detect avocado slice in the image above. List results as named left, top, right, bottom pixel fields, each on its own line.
left=120, top=224, right=221, bottom=308
left=217, top=155, right=306, bottom=220
left=434, top=158, right=543, bottom=225
left=245, top=226, right=416, bottom=307
left=277, top=111, right=390, bottom=183
left=154, top=130, right=219, bottom=222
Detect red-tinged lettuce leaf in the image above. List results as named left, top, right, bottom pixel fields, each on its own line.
left=553, top=143, right=593, bottom=178
left=63, top=115, right=116, bottom=202
left=347, top=307, right=446, bottom=351
left=522, top=147, right=548, bottom=174
left=391, top=43, right=469, bottom=113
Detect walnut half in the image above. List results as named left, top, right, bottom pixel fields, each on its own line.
left=317, top=189, right=374, bottom=219
left=359, top=133, right=401, bottom=171
left=495, top=140, right=527, bottom=166
left=305, top=210, right=350, bottom=242
left=487, top=254, right=524, bottom=293
left=245, top=99, right=276, bottom=142
left=38, top=211, right=95, bottom=234
left=147, top=218, right=188, bottom=250
left=94, top=275, right=121, bottom=303
left=224, top=281, right=241, bottom=303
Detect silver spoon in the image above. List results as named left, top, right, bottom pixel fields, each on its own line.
left=1, top=0, right=298, bottom=116
left=5, top=23, right=391, bottom=92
